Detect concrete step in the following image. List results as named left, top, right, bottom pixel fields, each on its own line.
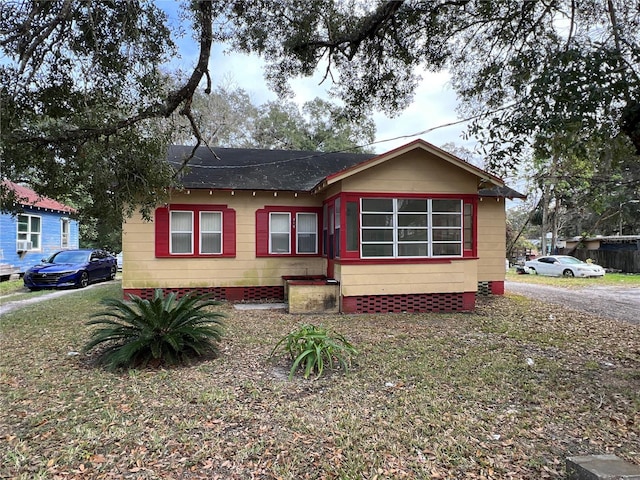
left=567, top=455, right=640, bottom=480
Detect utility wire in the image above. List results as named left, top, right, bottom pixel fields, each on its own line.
left=168, top=104, right=516, bottom=170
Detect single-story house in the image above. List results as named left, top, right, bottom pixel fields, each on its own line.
left=0, top=180, right=79, bottom=277
left=122, top=139, right=524, bottom=313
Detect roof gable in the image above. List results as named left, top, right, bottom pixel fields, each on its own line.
left=2, top=180, right=76, bottom=214
left=170, top=140, right=516, bottom=195
left=314, top=139, right=504, bottom=192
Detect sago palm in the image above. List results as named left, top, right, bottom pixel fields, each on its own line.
left=84, top=289, right=225, bottom=370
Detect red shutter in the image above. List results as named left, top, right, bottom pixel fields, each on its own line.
left=255, top=209, right=269, bottom=256
left=223, top=208, right=236, bottom=256
left=155, top=207, right=170, bottom=257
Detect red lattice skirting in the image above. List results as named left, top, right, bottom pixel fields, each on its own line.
left=123, top=286, right=284, bottom=302
left=123, top=287, right=480, bottom=313
left=342, top=292, right=476, bottom=314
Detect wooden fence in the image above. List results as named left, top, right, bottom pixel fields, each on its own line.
left=559, top=249, right=640, bottom=273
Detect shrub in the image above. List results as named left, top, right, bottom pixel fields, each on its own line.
left=84, top=289, right=225, bottom=370
left=270, top=323, right=357, bottom=379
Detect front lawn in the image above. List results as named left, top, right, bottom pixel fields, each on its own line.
left=1, top=283, right=639, bottom=479
left=0, top=278, right=27, bottom=296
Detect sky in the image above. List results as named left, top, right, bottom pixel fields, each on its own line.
left=158, top=2, right=476, bottom=156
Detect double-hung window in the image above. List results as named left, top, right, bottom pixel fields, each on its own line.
left=17, top=214, right=41, bottom=250
left=360, top=198, right=463, bottom=258
left=200, top=211, right=222, bottom=254
left=170, top=211, right=193, bottom=254
left=296, top=212, right=318, bottom=254
left=61, top=218, right=70, bottom=248
left=431, top=199, right=463, bottom=256
left=269, top=213, right=291, bottom=254
left=155, top=204, right=236, bottom=258
left=256, top=207, right=321, bottom=256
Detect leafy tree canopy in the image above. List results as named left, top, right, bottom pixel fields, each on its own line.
left=2, top=0, right=639, bottom=249
left=0, top=1, right=372, bottom=250
left=1, top=0, right=185, bottom=241
left=170, top=87, right=375, bottom=152
left=526, top=135, right=640, bottom=240
left=220, top=0, right=640, bottom=172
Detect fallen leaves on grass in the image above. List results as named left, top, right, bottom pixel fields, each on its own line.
left=1, top=284, right=639, bottom=479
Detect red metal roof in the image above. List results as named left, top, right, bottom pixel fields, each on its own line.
left=3, top=180, right=76, bottom=214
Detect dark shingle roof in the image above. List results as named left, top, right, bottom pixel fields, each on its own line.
left=169, top=145, right=376, bottom=191
left=479, top=185, right=526, bottom=199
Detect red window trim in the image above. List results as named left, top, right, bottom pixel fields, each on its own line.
left=463, top=198, right=477, bottom=258
left=337, top=257, right=456, bottom=266
left=328, top=192, right=478, bottom=261
left=155, top=204, right=236, bottom=258
left=256, top=205, right=323, bottom=257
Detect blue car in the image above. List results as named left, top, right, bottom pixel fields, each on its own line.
left=23, top=249, right=117, bottom=291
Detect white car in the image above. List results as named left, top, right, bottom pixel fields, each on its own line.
left=524, top=255, right=605, bottom=278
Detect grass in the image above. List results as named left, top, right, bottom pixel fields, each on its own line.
left=0, top=274, right=124, bottom=303
left=1, top=282, right=639, bottom=479
left=0, top=278, right=27, bottom=296
left=507, top=269, right=640, bottom=287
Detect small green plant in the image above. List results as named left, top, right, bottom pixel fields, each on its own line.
left=270, top=323, right=357, bottom=379
left=84, top=289, right=225, bottom=370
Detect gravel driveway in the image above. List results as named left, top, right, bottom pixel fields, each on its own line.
left=505, top=281, right=640, bottom=325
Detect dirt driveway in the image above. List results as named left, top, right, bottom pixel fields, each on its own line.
left=505, top=281, right=640, bottom=325
left=0, top=282, right=114, bottom=317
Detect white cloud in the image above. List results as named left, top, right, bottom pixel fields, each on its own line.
left=371, top=71, right=475, bottom=153
left=159, top=2, right=473, bottom=154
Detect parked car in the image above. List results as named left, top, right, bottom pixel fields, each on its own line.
left=23, top=249, right=117, bottom=290
left=524, top=255, right=605, bottom=278
left=116, top=252, right=123, bottom=271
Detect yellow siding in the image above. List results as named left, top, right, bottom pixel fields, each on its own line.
left=339, top=150, right=479, bottom=193
left=122, top=190, right=326, bottom=289
left=477, top=198, right=506, bottom=281
left=322, top=183, right=342, bottom=200
left=123, top=148, right=504, bottom=295
left=338, top=260, right=478, bottom=296
left=331, top=151, right=483, bottom=294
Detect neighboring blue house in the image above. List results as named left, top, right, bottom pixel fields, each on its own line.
left=1, top=181, right=80, bottom=277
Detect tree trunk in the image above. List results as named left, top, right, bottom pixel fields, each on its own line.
left=551, top=198, right=560, bottom=255
left=541, top=185, right=549, bottom=255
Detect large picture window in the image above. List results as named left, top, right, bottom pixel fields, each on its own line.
left=17, top=214, right=41, bottom=250
left=360, top=198, right=463, bottom=258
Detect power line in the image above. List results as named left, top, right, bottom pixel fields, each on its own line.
left=168, top=104, right=515, bottom=170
